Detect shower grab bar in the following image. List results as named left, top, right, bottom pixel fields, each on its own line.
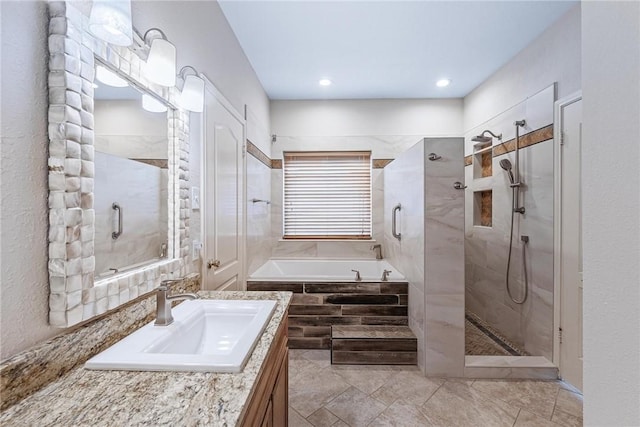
left=392, top=204, right=402, bottom=241
left=112, top=202, right=122, bottom=240
left=251, top=198, right=271, bottom=205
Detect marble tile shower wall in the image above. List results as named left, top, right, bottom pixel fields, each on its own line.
left=246, top=154, right=272, bottom=275
left=93, top=152, right=167, bottom=277
left=384, top=138, right=465, bottom=376
left=269, top=135, right=421, bottom=258
left=464, top=85, right=555, bottom=359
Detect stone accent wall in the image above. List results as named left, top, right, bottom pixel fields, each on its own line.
left=47, top=2, right=192, bottom=327
left=247, top=281, right=409, bottom=349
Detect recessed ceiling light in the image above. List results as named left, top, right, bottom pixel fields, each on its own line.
left=436, top=78, right=451, bottom=88
left=319, top=79, right=332, bottom=86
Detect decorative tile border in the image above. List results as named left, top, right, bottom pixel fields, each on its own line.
left=246, top=140, right=271, bottom=168
left=246, top=141, right=394, bottom=170
left=47, top=2, right=193, bottom=327
left=465, top=124, right=554, bottom=166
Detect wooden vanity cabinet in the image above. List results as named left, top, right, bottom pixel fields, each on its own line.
left=239, top=312, right=288, bottom=427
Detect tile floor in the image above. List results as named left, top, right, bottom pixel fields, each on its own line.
left=288, top=350, right=583, bottom=427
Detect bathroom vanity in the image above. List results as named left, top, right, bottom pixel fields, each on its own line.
left=0, top=288, right=292, bottom=426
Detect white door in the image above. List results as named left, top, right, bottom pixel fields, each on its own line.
left=559, top=97, right=583, bottom=391
left=202, top=81, right=245, bottom=291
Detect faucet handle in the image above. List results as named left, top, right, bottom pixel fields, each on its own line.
left=381, top=269, right=392, bottom=281
left=159, top=279, right=181, bottom=290
left=351, top=269, right=362, bottom=281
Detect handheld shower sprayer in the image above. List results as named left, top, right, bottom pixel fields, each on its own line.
left=499, top=159, right=515, bottom=185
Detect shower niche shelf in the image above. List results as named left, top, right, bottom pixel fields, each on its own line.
left=473, top=190, right=492, bottom=227
left=473, top=145, right=493, bottom=179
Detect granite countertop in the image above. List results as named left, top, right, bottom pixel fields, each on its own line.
left=0, top=291, right=292, bottom=427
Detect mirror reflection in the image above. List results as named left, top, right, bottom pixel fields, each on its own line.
left=93, top=63, right=170, bottom=278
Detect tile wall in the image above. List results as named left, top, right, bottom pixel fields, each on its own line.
left=384, top=138, right=465, bottom=376
left=464, top=84, right=556, bottom=359
left=269, top=135, right=421, bottom=260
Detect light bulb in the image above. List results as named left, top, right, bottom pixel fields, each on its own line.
left=436, top=79, right=451, bottom=88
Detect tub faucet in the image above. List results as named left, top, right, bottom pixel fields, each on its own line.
left=351, top=269, right=362, bottom=282
left=371, top=244, right=383, bottom=260
left=155, top=279, right=200, bottom=326
left=381, top=270, right=392, bottom=282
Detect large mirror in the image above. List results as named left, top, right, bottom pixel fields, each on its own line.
left=93, top=63, right=170, bottom=279
left=47, top=2, right=191, bottom=327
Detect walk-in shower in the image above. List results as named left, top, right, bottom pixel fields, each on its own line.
left=501, top=120, right=529, bottom=304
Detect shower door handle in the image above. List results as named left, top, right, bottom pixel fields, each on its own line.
left=453, top=181, right=467, bottom=190
left=112, top=203, right=122, bottom=240
left=392, top=204, right=402, bottom=241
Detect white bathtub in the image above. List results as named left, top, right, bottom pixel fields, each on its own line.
left=248, top=259, right=405, bottom=282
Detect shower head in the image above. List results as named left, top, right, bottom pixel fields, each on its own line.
left=499, top=159, right=515, bottom=184
left=471, top=130, right=502, bottom=143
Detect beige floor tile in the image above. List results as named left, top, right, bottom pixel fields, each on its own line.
left=329, top=364, right=397, bottom=395
left=514, top=409, right=559, bottom=426
left=554, top=388, right=583, bottom=419
left=471, top=379, right=560, bottom=419
left=325, top=386, right=387, bottom=427
left=371, top=370, right=443, bottom=406
left=369, top=399, right=432, bottom=427
left=289, top=368, right=351, bottom=417
left=289, top=349, right=307, bottom=360
left=307, top=407, right=340, bottom=427
left=289, top=356, right=321, bottom=382
left=332, top=421, right=349, bottom=427
left=289, top=406, right=314, bottom=427
left=439, top=381, right=520, bottom=418
left=551, top=409, right=583, bottom=427
left=420, top=381, right=517, bottom=427
left=301, top=350, right=332, bottom=368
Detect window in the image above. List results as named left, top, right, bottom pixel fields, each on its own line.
left=283, top=151, right=372, bottom=239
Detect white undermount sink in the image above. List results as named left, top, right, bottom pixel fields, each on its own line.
left=85, top=299, right=277, bottom=373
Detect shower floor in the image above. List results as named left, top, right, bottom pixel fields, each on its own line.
left=465, top=314, right=527, bottom=356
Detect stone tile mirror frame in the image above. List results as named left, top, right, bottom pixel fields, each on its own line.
left=47, top=1, right=192, bottom=327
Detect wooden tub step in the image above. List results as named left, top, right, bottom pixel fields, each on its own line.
left=331, top=325, right=417, bottom=365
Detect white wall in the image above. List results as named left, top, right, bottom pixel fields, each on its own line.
left=271, top=99, right=463, bottom=137
left=582, top=2, right=640, bottom=425
left=0, top=0, right=269, bottom=360
left=0, top=1, right=53, bottom=361
left=463, top=4, right=581, bottom=132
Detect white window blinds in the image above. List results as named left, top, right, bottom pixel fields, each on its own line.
left=283, top=151, right=372, bottom=239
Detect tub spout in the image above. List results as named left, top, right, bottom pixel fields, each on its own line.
left=371, top=244, right=383, bottom=260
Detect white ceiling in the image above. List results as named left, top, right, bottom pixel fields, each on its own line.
left=218, top=1, right=577, bottom=100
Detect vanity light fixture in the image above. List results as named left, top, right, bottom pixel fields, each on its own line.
left=142, top=94, right=168, bottom=113
left=143, top=28, right=177, bottom=87
left=96, top=65, right=129, bottom=87
left=177, top=66, right=205, bottom=113
left=88, top=0, right=133, bottom=46
left=319, top=78, right=332, bottom=86
left=436, top=78, right=451, bottom=87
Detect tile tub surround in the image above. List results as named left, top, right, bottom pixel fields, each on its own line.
left=0, top=274, right=199, bottom=411
left=288, top=349, right=582, bottom=427
left=0, top=290, right=292, bottom=425
left=247, top=281, right=409, bottom=349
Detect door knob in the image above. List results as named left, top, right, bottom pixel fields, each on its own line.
left=207, top=259, right=221, bottom=269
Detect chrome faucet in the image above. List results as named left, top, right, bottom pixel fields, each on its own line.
left=371, top=244, right=383, bottom=260
left=351, top=269, right=362, bottom=282
left=381, top=269, right=392, bottom=281
left=155, top=279, right=200, bottom=326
